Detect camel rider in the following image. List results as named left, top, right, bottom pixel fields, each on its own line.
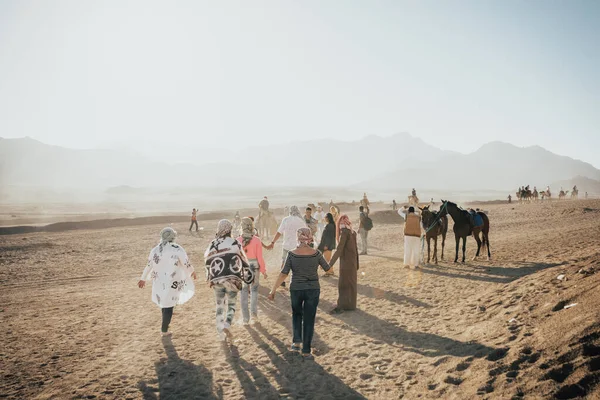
left=573, top=185, right=577, bottom=193
left=362, top=193, right=370, bottom=207
left=546, top=185, right=551, bottom=195
left=412, top=188, right=417, bottom=197
left=259, top=196, right=270, bottom=217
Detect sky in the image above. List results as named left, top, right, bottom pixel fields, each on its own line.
left=0, top=0, right=599, bottom=167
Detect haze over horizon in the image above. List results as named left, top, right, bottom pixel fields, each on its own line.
left=1, top=1, right=599, bottom=168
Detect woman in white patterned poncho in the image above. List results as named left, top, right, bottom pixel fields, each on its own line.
left=138, top=227, right=196, bottom=336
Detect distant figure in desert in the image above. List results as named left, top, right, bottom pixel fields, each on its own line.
left=362, top=192, right=370, bottom=207
left=267, top=206, right=307, bottom=286
left=313, top=205, right=325, bottom=243
left=330, top=204, right=341, bottom=241
left=304, top=207, right=318, bottom=245
left=232, top=211, right=242, bottom=236
left=259, top=196, right=270, bottom=216
left=318, top=212, right=337, bottom=276
left=204, top=220, right=254, bottom=341
left=237, top=217, right=267, bottom=325
left=398, top=206, right=422, bottom=268
left=357, top=205, right=370, bottom=255
left=268, top=227, right=331, bottom=357
left=585, top=192, right=589, bottom=199
left=508, top=194, right=512, bottom=204
left=138, top=228, right=196, bottom=336
left=408, top=189, right=419, bottom=206
left=392, top=199, right=397, bottom=211
left=329, top=214, right=359, bottom=313
left=572, top=185, right=579, bottom=199
left=189, top=208, right=199, bottom=231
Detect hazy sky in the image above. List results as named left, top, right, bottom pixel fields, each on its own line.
left=1, top=1, right=599, bottom=167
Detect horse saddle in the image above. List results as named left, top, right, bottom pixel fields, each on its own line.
left=469, top=212, right=484, bottom=228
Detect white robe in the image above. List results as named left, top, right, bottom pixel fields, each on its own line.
left=140, top=242, right=195, bottom=308
left=398, top=209, right=423, bottom=267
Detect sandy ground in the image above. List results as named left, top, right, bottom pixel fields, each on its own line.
left=1, top=199, right=600, bottom=399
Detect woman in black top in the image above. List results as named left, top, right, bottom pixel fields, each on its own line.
left=269, top=227, right=331, bottom=357
left=318, top=213, right=336, bottom=276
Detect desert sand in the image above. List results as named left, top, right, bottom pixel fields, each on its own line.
left=1, top=199, right=600, bottom=399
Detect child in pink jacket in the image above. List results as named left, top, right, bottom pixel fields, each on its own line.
left=237, top=217, right=268, bottom=324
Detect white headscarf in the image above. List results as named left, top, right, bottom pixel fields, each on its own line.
left=160, top=227, right=177, bottom=244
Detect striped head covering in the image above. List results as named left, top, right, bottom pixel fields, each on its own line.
left=297, top=227, right=314, bottom=246
left=160, top=227, right=177, bottom=244
left=216, top=219, right=233, bottom=238
left=338, top=214, right=353, bottom=231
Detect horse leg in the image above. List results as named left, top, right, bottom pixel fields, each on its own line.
left=441, top=232, right=445, bottom=260
left=473, top=230, right=482, bottom=261
left=433, top=236, right=438, bottom=264
left=461, top=236, right=467, bottom=263
left=426, top=236, right=431, bottom=264
left=454, top=235, right=459, bottom=263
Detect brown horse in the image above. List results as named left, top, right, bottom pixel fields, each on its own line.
left=419, top=205, right=448, bottom=264
left=439, top=200, right=491, bottom=262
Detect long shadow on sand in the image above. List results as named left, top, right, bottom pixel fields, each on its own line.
left=257, top=286, right=332, bottom=355
left=247, top=324, right=366, bottom=399
left=222, top=342, right=280, bottom=399
left=315, top=295, right=495, bottom=358
left=138, top=336, right=221, bottom=400
left=320, top=276, right=433, bottom=308
left=418, top=261, right=565, bottom=284
left=262, top=286, right=495, bottom=359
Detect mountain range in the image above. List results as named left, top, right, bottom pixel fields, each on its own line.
left=1, top=135, right=599, bottom=198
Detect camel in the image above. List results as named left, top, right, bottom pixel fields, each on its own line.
left=419, top=205, right=448, bottom=264
left=558, top=190, right=569, bottom=200
left=255, top=211, right=278, bottom=240
left=532, top=189, right=539, bottom=202
left=571, top=189, right=579, bottom=200
left=439, top=200, right=491, bottom=263
left=408, top=195, right=419, bottom=206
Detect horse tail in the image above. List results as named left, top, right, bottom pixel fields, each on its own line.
left=478, top=212, right=490, bottom=251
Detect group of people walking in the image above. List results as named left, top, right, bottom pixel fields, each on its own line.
left=139, top=201, right=364, bottom=357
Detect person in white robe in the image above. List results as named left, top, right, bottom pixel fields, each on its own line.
left=138, top=227, right=196, bottom=336
left=398, top=206, right=423, bottom=268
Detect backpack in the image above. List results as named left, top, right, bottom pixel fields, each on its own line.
left=363, top=214, right=374, bottom=231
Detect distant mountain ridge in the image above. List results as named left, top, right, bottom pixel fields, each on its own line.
left=361, top=141, right=600, bottom=192
left=1, top=136, right=599, bottom=195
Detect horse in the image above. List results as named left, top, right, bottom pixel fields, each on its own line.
left=419, top=205, right=448, bottom=264
left=439, top=200, right=491, bottom=263
left=255, top=211, right=278, bottom=240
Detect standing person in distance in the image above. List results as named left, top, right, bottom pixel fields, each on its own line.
left=328, top=215, right=359, bottom=313
left=189, top=208, right=199, bottom=232
left=398, top=206, right=423, bottom=269
left=313, top=205, right=326, bottom=243
left=318, top=212, right=337, bottom=276
left=138, top=227, right=196, bottom=336
left=266, top=206, right=307, bottom=281
left=357, top=205, right=370, bottom=255
left=304, top=207, right=318, bottom=245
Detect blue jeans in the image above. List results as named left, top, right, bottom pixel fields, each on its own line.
left=290, top=289, right=320, bottom=354
left=240, top=260, right=260, bottom=323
